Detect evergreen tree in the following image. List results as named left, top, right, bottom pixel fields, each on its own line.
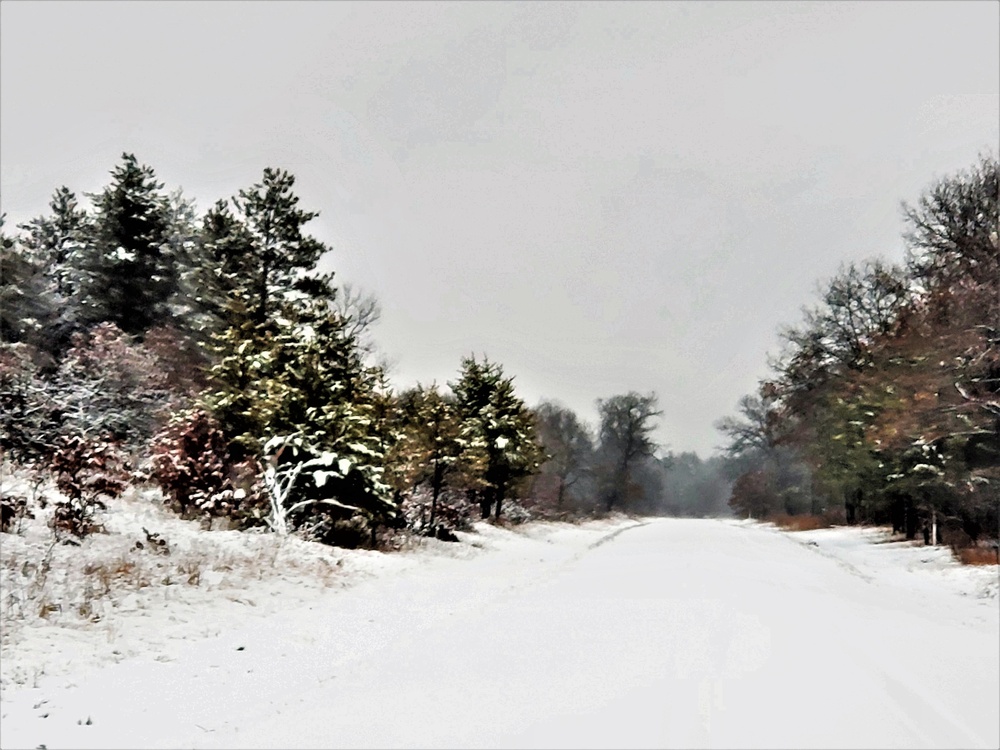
left=226, top=168, right=331, bottom=325
left=207, top=294, right=395, bottom=545
left=451, top=356, right=541, bottom=520
left=80, top=153, right=177, bottom=334
left=0, top=224, right=51, bottom=347
left=393, top=383, right=464, bottom=530
left=5, top=190, right=90, bottom=352
left=19, top=186, right=89, bottom=299
left=160, top=190, right=209, bottom=335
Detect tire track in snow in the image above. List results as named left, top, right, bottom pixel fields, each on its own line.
left=586, top=518, right=650, bottom=549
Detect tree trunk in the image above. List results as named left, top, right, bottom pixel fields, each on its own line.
left=904, top=499, right=917, bottom=540
left=494, top=482, right=506, bottom=521
left=430, top=467, right=441, bottom=530
left=606, top=463, right=627, bottom=513
left=256, top=261, right=269, bottom=325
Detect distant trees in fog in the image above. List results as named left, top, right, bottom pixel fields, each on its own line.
left=528, top=393, right=732, bottom=519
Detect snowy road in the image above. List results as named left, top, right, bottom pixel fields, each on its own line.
left=2, top=518, right=998, bottom=749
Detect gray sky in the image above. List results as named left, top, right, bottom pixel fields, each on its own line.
left=2, top=1, right=998, bottom=456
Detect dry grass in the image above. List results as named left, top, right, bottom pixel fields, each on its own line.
left=770, top=514, right=834, bottom=532
left=956, top=545, right=1000, bottom=566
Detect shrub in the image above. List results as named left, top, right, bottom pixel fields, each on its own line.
left=400, top=488, right=476, bottom=539
left=499, top=499, right=533, bottom=525
left=0, top=342, right=61, bottom=464
left=150, top=410, right=267, bottom=527
left=303, top=515, right=371, bottom=549
left=1, top=494, right=34, bottom=533
left=56, top=323, right=174, bottom=450
left=49, top=434, right=127, bottom=541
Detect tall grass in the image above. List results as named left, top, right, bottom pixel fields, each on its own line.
left=770, top=514, right=834, bottom=532
left=956, top=546, right=1000, bottom=566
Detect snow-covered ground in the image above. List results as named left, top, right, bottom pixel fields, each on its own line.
left=1, top=507, right=998, bottom=749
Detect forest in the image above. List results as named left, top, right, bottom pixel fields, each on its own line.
left=0, top=152, right=996, bottom=557
left=717, top=154, right=998, bottom=556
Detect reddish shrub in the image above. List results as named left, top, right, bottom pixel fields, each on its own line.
left=150, top=410, right=266, bottom=527
left=49, top=434, right=127, bottom=540
left=57, top=322, right=173, bottom=448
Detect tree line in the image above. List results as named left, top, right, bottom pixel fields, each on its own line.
left=7, top=152, right=989, bottom=552
left=0, top=154, right=723, bottom=547
left=717, top=153, right=999, bottom=551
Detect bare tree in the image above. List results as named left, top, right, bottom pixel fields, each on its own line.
left=596, top=392, right=662, bottom=512
left=903, top=152, right=999, bottom=288
left=333, top=282, right=382, bottom=359
left=715, top=393, right=779, bottom=457
left=533, top=400, right=594, bottom=511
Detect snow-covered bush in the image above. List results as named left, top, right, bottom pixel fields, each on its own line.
left=400, top=487, right=476, bottom=539
left=49, top=434, right=127, bottom=541
left=55, top=322, right=174, bottom=451
left=0, top=342, right=61, bottom=465
left=150, top=409, right=267, bottom=528
left=261, top=434, right=398, bottom=548
left=500, top=499, right=533, bottom=525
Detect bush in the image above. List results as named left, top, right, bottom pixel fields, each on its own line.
left=49, top=434, right=127, bottom=541
left=400, top=488, right=476, bottom=539
left=0, top=494, right=33, bottom=533
left=0, top=342, right=61, bottom=464
left=301, top=515, right=372, bottom=549
left=150, top=410, right=267, bottom=527
left=499, top=499, right=533, bottom=525
left=55, top=323, right=174, bottom=450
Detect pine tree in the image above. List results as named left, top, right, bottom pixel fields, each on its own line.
left=226, top=168, right=330, bottom=325
left=80, top=154, right=177, bottom=334
left=207, top=294, right=396, bottom=545
left=19, top=186, right=89, bottom=299
left=393, top=383, right=464, bottom=530
left=160, top=190, right=208, bottom=332
left=451, top=356, right=542, bottom=520
left=6, top=190, right=91, bottom=352
left=0, top=220, right=51, bottom=347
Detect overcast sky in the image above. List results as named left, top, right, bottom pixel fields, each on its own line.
left=2, top=1, right=997, bottom=456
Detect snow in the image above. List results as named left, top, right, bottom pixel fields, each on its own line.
left=1, top=501, right=998, bottom=749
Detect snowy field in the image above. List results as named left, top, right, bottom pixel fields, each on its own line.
left=1, top=509, right=998, bottom=749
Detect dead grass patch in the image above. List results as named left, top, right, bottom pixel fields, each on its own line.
left=956, top=545, right=1000, bottom=566
left=770, top=514, right=833, bottom=532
